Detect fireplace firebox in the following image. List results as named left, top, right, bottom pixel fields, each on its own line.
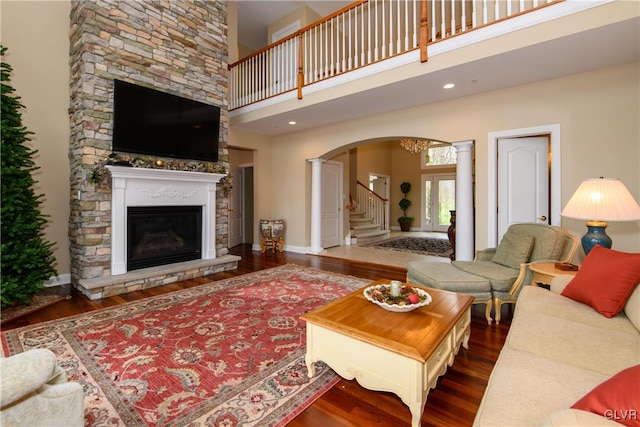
left=127, top=206, right=202, bottom=271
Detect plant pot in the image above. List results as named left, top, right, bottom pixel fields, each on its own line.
left=399, top=221, right=412, bottom=232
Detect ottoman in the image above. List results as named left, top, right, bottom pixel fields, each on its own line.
left=407, top=261, right=494, bottom=324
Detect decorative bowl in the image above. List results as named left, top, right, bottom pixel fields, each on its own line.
left=363, top=284, right=432, bottom=312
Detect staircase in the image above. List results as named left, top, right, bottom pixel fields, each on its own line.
left=349, top=181, right=391, bottom=245
left=349, top=210, right=390, bottom=244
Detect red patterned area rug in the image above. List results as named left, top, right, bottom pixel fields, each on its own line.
left=1, top=264, right=369, bottom=427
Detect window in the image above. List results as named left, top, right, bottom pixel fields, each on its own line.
left=424, top=143, right=456, bottom=167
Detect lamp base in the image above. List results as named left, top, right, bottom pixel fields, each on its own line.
left=581, top=220, right=612, bottom=255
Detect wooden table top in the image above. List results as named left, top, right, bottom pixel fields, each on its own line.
left=301, top=279, right=474, bottom=363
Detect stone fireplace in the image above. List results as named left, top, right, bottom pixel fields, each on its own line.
left=68, top=1, right=238, bottom=299
left=73, top=166, right=238, bottom=300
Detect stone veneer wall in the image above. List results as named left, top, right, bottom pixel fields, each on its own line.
left=68, top=0, right=229, bottom=285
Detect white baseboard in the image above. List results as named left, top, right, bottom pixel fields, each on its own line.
left=286, top=245, right=308, bottom=254
left=250, top=243, right=310, bottom=254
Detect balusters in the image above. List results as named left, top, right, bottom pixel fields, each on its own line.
left=360, top=3, right=366, bottom=67
left=228, top=0, right=557, bottom=109
left=363, top=2, right=375, bottom=64
left=374, top=0, right=379, bottom=61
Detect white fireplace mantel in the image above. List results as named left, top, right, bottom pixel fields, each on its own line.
left=106, top=166, right=226, bottom=275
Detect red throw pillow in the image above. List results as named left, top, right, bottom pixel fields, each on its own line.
left=561, top=245, right=640, bottom=318
left=571, top=364, right=640, bottom=427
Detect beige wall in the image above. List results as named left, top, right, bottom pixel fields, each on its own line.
left=232, top=62, right=639, bottom=255
left=227, top=1, right=239, bottom=63
left=390, top=144, right=424, bottom=224
left=1, top=1, right=71, bottom=281
left=355, top=141, right=393, bottom=185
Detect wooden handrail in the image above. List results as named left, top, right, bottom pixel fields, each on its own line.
left=357, top=180, right=387, bottom=202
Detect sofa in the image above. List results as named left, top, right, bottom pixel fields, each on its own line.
left=474, top=245, right=640, bottom=426
left=0, top=348, right=84, bottom=427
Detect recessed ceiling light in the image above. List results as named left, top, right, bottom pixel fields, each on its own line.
left=289, top=121, right=297, bottom=125
left=443, top=83, right=455, bottom=89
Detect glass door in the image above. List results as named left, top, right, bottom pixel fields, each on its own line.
left=422, top=174, right=456, bottom=232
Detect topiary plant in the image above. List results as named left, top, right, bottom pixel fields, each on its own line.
left=398, top=181, right=414, bottom=231
left=1, top=45, right=57, bottom=307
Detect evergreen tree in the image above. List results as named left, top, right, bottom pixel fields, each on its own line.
left=1, top=45, right=57, bottom=307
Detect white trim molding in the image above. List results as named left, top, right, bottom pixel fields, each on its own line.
left=106, top=166, right=226, bottom=275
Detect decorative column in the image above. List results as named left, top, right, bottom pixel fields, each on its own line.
left=308, top=158, right=326, bottom=254
left=452, top=141, right=474, bottom=261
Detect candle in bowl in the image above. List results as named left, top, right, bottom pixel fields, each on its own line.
left=390, top=280, right=402, bottom=297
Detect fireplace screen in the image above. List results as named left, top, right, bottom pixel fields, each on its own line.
left=127, top=206, right=202, bottom=271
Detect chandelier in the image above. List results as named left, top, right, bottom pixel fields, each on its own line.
left=400, top=138, right=431, bottom=154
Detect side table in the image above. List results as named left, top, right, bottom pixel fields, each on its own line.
left=261, top=237, right=284, bottom=253
left=260, top=219, right=285, bottom=253
left=529, top=262, right=579, bottom=287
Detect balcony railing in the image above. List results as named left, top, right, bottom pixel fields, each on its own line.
left=229, top=0, right=562, bottom=110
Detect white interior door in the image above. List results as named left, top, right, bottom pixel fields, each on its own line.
left=497, top=136, right=549, bottom=241
left=321, top=161, right=342, bottom=248
left=228, top=162, right=243, bottom=248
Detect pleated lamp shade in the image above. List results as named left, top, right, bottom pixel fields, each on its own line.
left=561, top=177, right=640, bottom=254
left=561, top=178, right=640, bottom=222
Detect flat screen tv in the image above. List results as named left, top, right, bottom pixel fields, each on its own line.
left=113, top=79, right=220, bottom=162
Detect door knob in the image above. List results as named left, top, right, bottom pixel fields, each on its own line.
left=538, top=215, right=547, bottom=221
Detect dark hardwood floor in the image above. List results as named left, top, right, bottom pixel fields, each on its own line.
left=2, top=244, right=511, bottom=426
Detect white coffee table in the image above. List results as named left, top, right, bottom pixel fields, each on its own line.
left=301, top=279, right=474, bottom=427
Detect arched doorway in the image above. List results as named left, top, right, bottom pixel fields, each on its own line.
left=309, top=138, right=475, bottom=260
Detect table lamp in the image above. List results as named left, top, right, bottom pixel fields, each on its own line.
left=561, top=177, right=640, bottom=255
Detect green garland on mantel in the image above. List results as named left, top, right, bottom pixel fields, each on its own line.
left=90, top=152, right=233, bottom=196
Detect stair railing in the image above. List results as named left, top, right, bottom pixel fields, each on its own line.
left=356, top=180, right=389, bottom=231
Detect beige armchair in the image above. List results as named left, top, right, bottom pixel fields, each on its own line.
left=1, top=349, right=84, bottom=427
left=407, top=223, right=578, bottom=324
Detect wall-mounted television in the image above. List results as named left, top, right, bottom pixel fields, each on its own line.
left=113, top=79, right=220, bottom=162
